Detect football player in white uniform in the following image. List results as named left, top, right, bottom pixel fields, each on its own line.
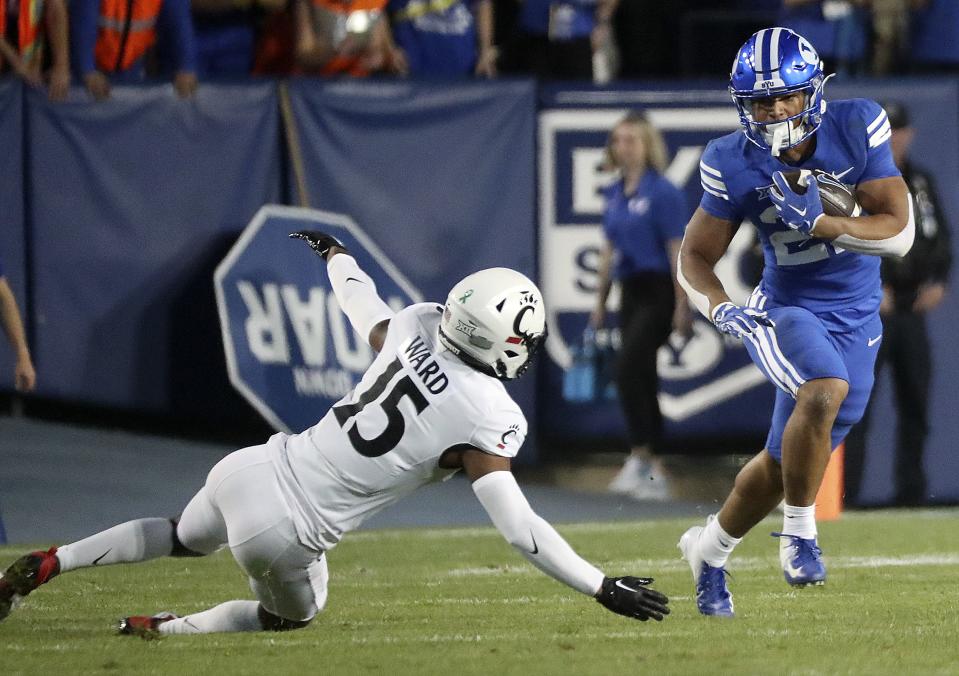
left=0, top=231, right=669, bottom=636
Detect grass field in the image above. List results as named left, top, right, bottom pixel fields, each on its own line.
left=2, top=509, right=958, bottom=675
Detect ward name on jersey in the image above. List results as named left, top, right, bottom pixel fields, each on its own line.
left=699, top=98, right=901, bottom=330
left=268, top=303, right=527, bottom=551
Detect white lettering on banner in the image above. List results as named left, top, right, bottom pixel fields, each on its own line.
left=237, top=280, right=380, bottom=371
left=572, top=148, right=615, bottom=215
left=239, top=281, right=290, bottom=364
left=292, top=366, right=354, bottom=397
left=281, top=285, right=327, bottom=366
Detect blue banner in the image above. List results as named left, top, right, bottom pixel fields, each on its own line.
left=26, top=83, right=282, bottom=411
left=215, top=206, right=423, bottom=433
left=537, top=84, right=777, bottom=446
left=287, top=79, right=540, bottom=457
left=0, top=79, right=24, bottom=392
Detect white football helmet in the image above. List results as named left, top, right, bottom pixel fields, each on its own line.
left=438, top=268, right=547, bottom=381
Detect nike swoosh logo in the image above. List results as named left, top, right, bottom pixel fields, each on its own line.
left=868, top=335, right=882, bottom=346
left=345, top=277, right=364, bottom=284
left=92, top=549, right=112, bottom=565
left=784, top=561, right=804, bottom=579
left=529, top=532, right=539, bottom=555
left=789, top=205, right=807, bottom=216
left=614, top=579, right=640, bottom=593
left=833, top=166, right=855, bottom=180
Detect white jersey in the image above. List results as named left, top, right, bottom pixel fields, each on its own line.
left=267, top=303, right=527, bottom=551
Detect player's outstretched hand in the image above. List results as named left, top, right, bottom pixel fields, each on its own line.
left=769, top=171, right=825, bottom=235
left=595, top=576, right=670, bottom=621
left=712, top=301, right=775, bottom=339
left=289, top=231, right=348, bottom=261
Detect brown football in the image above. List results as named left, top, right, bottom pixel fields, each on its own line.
left=779, top=169, right=861, bottom=217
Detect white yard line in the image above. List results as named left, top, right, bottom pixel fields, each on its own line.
left=444, top=553, right=959, bottom=579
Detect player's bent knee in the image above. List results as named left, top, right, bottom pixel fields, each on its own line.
left=257, top=604, right=313, bottom=632
left=169, top=518, right=206, bottom=558
left=797, top=378, right=848, bottom=417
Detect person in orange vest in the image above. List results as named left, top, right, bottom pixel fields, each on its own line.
left=0, top=0, right=70, bottom=100
left=71, top=0, right=198, bottom=100
left=292, top=0, right=389, bottom=76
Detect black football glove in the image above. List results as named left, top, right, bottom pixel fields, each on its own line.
left=595, top=576, right=670, bottom=621
left=289, top=231, right=348, bottom=261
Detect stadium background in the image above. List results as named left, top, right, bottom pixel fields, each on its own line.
left=0, top=75, right=957, bottom=513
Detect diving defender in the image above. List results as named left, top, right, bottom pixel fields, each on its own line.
left=0, top=232, right=668, bottom=634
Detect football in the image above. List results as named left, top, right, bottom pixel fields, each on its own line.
left=779, top=169, right=861, bottom=217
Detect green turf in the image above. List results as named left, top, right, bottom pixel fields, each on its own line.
left=2, top=510, right=958, bottom=675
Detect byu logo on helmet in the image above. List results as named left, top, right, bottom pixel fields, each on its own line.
left=729, top=27, right=832, bottom=156
left=439, top=268, right=547, bottom=381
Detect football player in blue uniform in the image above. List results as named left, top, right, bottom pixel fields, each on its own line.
left=676, top=27, right=915, bottom=617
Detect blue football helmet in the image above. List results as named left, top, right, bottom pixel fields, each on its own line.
left=729, top=27, right=832, bottom=156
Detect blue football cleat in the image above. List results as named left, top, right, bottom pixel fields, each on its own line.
left=771, top=532, right=826, bottom=587
left=679, top=521, right=735, bottom=617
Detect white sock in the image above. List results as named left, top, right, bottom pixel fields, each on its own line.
left=782, top=504, right=817, bottom=539
left=56, top=518, right=175, bottom=572
left=699, top=515, right=742, bottom=568
left=160, top=601, right=264, bottom=634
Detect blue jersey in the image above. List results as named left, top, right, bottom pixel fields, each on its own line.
left=602, top=170, right=687, bottom=279
left=698, top=98, right=900, bottom=331
left=388, top=0, right=478, bottom=76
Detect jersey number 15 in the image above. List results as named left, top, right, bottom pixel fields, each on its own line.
left=332, top=357, right=430, bottom=457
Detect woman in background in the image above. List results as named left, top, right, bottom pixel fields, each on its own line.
left=591, top=111, right=690, bottom=501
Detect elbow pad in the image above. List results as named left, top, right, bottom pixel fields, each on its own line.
left=833, top=193, right=916, bottom=258
left=472, top=471, right=604, bottom=596
left=326, top=254, right=395, bottom=346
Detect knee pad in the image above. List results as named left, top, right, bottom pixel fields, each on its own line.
left=257, top=604, right=312, bottom=631
left=169, top=518, right=205, bottom=558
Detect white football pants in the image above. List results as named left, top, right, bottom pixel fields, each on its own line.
left=176, top=444, right=328, bottom=622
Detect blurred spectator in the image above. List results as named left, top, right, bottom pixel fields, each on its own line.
left=778, top=1, right=869, bottom=77
left=870, top=0, right=912, bottom=75
left=292, top=0, right=389, bottom=76
left=499, top=0, right=617, bottom=81
left=844, top=101, right=953, bottom=507
left=71, top=0, right=199, bottom=100
left=591, top=111, right=690, bottom=501
left=0, top=259, right=36, bottom=393
left=0, top=0, right=70, bottom=100
left=190, top=0, right=285, bottom=77
left=909, top=0, right=959, bottom=74
left=384, top=0, right=496, bottom=77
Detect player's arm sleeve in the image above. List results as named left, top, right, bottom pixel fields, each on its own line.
left=833, top=189, right=915, bottom=257
left=472, top=470, right=605, bottom=596
left=697, top=143, right=740, bottom=222
left=326, top=253, right=396, bottom=347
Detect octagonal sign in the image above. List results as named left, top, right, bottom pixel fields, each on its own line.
left=214, top=205, right=422, bottom=433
